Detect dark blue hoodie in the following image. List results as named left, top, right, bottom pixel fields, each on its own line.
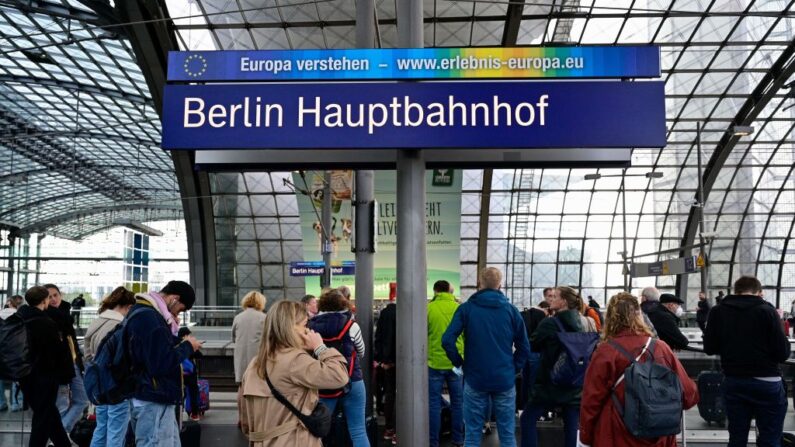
left=442, top=288, right=531, bottom=393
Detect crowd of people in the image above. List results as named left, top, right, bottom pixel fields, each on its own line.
left=0, top=270, right=790, bottom=447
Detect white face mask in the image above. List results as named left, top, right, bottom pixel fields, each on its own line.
left=675, top=306, right=684, bottom=317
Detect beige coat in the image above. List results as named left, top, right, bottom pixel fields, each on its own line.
left=240, top=347, right=348, bottom=447
left=233, top=308, right=267, bottom=383
left=83, top=309, right=124, bottom=364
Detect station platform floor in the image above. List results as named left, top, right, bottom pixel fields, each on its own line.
left=2, top=390, right=795, bottom=446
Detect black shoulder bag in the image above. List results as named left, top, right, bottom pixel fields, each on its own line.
left=264, top=370, right=331, bottom=438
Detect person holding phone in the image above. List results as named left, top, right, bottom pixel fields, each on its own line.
left=240, top=300, right=349, bottom=446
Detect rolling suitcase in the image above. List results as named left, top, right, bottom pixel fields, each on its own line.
left=70, top=415, right=96, bottom=447
left=322, top=409, right=379, bottom=447
left=186, top=378, right=210, bottom=415
left=696, top=370, right=726, bottom=425
left=180, top=420, right=201, bottom=447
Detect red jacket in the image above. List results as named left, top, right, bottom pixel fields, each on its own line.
left=579, top=332, right=699, bottom=447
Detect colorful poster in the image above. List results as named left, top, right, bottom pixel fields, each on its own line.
left=293, top=170, right=462, bottom=300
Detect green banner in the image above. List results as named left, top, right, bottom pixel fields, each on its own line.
left=293, top=170, right=462, bottom=300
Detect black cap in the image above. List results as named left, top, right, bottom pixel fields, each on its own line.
left=660, top=293, right=684, bottom=304
left=160, top=280, right=196, bottom=310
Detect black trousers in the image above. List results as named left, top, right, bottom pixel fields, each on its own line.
left=185, top=373, right=200, bottom=415
left=383, top=367, right=397, bottom=430
left=21, top=375, right=70, bottom=447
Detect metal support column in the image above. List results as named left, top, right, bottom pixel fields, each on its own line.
left=321, top=171, right=333, bottom=289
left=355, top=0, right=376, bottom=420
left=696, top=122, right=708, bottom=295
left=396, top=1, right=427, bottom=443
left=477, top=169, right=494, bottom=274
left=396, top=150, right=427, bottom=446
left=621, top=169, right=629, bottom=292
left=34, top=234, right=44, bottom=285
left=6, top=234, right=15, bottom=296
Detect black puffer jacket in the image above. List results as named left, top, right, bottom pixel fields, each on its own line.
left=16, top=305, right=74, bottom=384
left=374, top=303, right=396, bottom=364
left=704, top=295, right=791, bottom=377
left=46, top=300, right=83, bottom=376
left=641, top=301, right=689, bottom=350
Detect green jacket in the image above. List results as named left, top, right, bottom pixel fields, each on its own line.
left=428, top=292, right=464, bottom=370
left=528, top=309, right=584, bottom=406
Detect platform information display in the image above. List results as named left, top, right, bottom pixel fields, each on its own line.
left=167, top=46, right=660, bottom=82
left=162, top=80, right=665, bottom=150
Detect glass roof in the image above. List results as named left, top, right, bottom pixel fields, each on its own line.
left=1, top=1, right=793, bottom=307
left=161, top=0, right=795, bottom=307
left=0, top=0, right=181, bottom=240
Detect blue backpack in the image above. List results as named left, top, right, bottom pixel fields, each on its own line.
left=84, top=307, right=146, bottom=405
left=549, top=317, right=599, bottom=387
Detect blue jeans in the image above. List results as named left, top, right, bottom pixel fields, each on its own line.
left=463, top=382, right=516, bottom=447
left=724, top=377, right=788, bottom=447
left=520, top=404, right=579, bottom=447
left=130, top=400, right=180, bottom=447
left=57, top=364, right=89, bottom=432
left=0, top=380, right=23, bottom=411
left=91, top=401, right=130, bottom=447
left=429, top=368, right=464, bottom=447
left=319, top=380, right=370, bottom=447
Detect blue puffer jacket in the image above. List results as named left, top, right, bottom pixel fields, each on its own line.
left=126, top=299, right=193, bottom=405
left=442, top=288, right=531, bottom=393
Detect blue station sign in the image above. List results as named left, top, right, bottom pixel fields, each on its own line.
left=290, top=261, right=355, bottom=277
left=161, top=81, right=666, bottom=150
left=166, top=47, right=661, bottom=82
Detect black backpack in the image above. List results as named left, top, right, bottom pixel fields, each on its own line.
left=0, top=313, right=41, bottom=380
left=609, top=338, right=683, bottom=438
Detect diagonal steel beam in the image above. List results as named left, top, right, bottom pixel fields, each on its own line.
left=117, top=0, right=216, bottom=305
left=17, top=204, right=182, bottom=235
left=0, top=107, right=149, bottom=202
left=0, top=74, right=150, bottom=105
left=0, top=0, right=112, bottom=27
left=676, top=36, right=795, bottom=298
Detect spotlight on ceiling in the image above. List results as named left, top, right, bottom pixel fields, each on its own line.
left=732, top=125, right=754, bottom=136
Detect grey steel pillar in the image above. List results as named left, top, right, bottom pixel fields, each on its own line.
left=321, top=171, right=333, bottom=289
left=355, top=0, right=376, bottom=419
left=396, top=150, right=428, bottom=446
left=696, top=122, right=708, bottom=296
left=354, top=171, right=375, bottom=413
left=34, top=234, right=44, bottom=285
left=6, top=234, right=15, bottom=296
left=621, top=170, right=629, bottom=292
left=396, top=1, right=428, bottom=443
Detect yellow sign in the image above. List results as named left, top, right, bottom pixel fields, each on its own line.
left=696, top=253, right=705, bottom=268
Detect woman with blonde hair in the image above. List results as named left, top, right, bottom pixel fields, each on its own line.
left=233, top=291, right=268, bottom=428
left=579, top=293, right=698, bottom=447
left=240, top=300, right=348, bottom=446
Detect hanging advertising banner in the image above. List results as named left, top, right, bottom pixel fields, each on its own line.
left=293, top=170, right=462, bottom=300
left=167, top=46, right=660, bottom=82
left=162, top=81, right=666, bottom=150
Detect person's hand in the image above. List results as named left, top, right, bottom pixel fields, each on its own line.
left=185, top=335, right=203, bottom=352
left=381, top=362, right=394, bottom=370
left=300, top=328, right=324, bottom=352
